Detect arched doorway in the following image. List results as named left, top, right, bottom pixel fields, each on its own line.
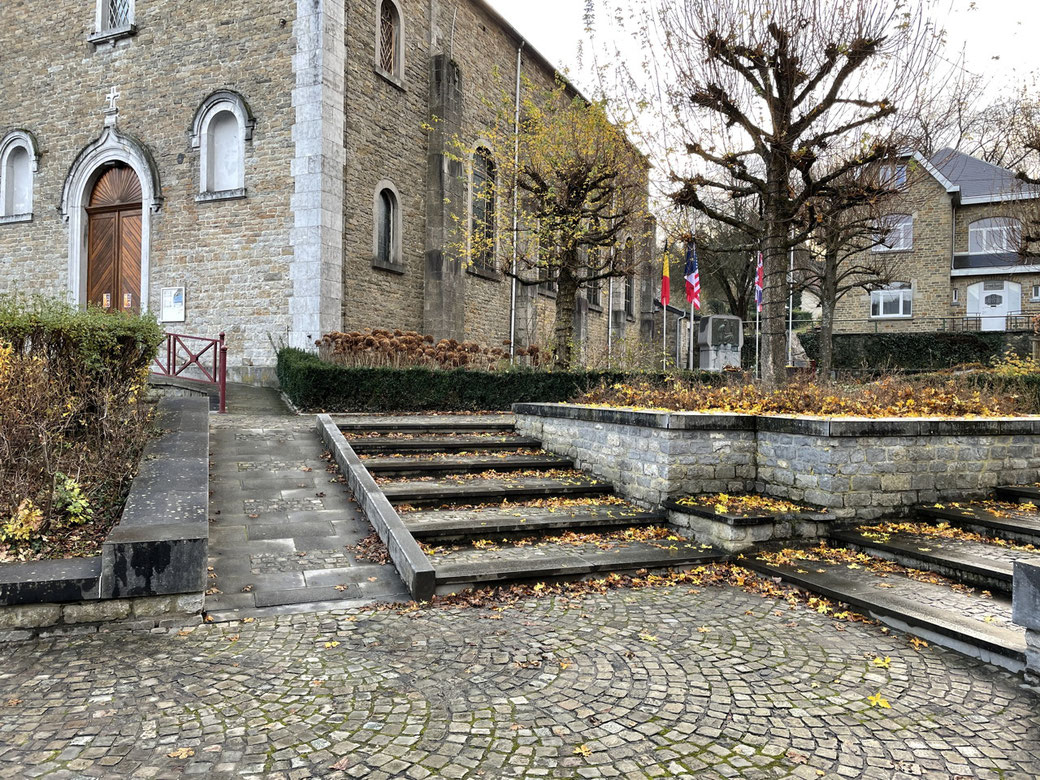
left=86, top=165, right=142, bottom=312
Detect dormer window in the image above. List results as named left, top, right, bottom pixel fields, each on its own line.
left=91, top=0, right=137, bottom=44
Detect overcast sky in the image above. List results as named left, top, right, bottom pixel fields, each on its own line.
left=485, top=0, right=1040, bottom=96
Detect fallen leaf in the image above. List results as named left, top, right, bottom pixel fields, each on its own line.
left=167, top=747, right=195, bottom=759
left=867, top=692, right=891, bottom=709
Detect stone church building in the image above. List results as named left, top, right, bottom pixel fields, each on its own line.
left=0, top=0, right=654, bottom=383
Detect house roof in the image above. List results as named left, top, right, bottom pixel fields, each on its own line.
left=928, top=148, right=1038, bottom=204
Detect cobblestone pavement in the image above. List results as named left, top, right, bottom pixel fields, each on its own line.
left=2, top=584, right=1039, bottom=779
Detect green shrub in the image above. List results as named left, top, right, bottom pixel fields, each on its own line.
left=0, top=296, right=163, bottom=561
left=277, top=348, right=721, bottom=412
left=0, top=295, right=163, bottom=389
left=799, top=330, right=1025, bottom=372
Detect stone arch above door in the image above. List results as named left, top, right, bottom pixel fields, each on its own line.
left=61, top=126, right=162, bottom=311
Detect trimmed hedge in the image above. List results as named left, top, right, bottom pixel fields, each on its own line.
left=278, top=348, right=721, bottom=412
left=799, top=330, right=1029, bottom=372
left=0, top=295, right=163, bottom=387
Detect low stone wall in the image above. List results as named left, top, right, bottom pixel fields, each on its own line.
left=317, top=415, right=436, bottom=601
left=514, top=404, right=1040, bottom=520
left=1012, top=561, right=1040, bottom=684
left=0, top=397, right=209, bottom=641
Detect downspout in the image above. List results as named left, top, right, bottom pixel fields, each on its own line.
left=509, top=41, right=525, bottom=362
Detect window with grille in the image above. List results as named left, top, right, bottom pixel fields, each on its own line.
left=471, top=148, right=496, bottom=270
left=108, top=0, right=131, bottom=27
left=379, top=1, right=401, bottom=77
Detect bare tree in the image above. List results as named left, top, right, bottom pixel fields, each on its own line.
left=591, top=0, right=944, bottom=385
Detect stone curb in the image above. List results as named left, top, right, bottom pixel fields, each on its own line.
left=316, top=414, right=436, bottom=601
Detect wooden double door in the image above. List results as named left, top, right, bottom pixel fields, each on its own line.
left=86, top=165, right=142, bottom=313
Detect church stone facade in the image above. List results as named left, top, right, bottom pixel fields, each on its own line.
left=0, top=0, right=654, bottom=383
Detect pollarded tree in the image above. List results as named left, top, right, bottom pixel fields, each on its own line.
left=448, top=80, right=653, bottom=369
left=591, top=0, right=943, bottom=385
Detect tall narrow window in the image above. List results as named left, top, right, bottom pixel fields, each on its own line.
left=471, top=147, right=496, bottom=270
left=192, top=91, right=254, bottom=201
left=378, top=0, right=402, bottom=78
left=623, top=238, right=635, bottom=318
left=378, top=188, right=396, bottom=265
left=372, top=182, right=403, bottom=270
left=0, top=133, right=36, bottom=222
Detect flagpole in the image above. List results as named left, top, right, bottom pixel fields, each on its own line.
left=755, top=306, right=760, bottom=381
left=662, top=301, right=667, bottom=370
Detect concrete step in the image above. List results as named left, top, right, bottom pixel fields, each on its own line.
left=745, top=552, right=1025, bottom=671
left=336, top=414, right=515, bottom=434
left=431, top=537, right=722, bottom=590
left=382, top=475, right=614, bottom=507
left=349, top=434, right=542, bottom=455
left=917, top=502, right=1040, bottom=546
left=831, top=528, right=1036, bottom=593
left=362, top=453, right=571, bottom=478
left=994, top=485, right=1040, bottom=504
left=403, top=504, right=665, bottom=540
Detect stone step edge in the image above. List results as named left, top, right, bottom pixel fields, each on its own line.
left=383, top=481, right=615, bottom=504
left=916, top=505, right=1040, bottom=542
left=350, top=436, right=542, bottom=454
left=337, top=421, right=516, bottom=433
left=434, top=549, right=722, bottom=586
left=994, top=485, right=1040, bottom=502
left=743, top=559, right=1025, bottom=666
left=405, top=510, right=666, bottom=539
left=831, top=529, right=1013, bottom=587
left=363, top=455, right=572, bottom=475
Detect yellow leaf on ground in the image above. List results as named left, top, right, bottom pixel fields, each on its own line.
left=867, top=692, right=892, bottom=709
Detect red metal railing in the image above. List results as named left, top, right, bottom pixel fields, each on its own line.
left=151, top=332, right=228, bottom=413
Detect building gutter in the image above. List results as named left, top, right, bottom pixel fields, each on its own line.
left=509, top=41, right=525, bottom=362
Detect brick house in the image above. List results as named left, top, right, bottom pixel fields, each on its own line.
left=0, top=0, right=654, bottom=383
left=832, top=148, right=1040, bottom=335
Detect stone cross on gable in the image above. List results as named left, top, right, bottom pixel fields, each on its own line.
left=103, top=86, right=120, bottom=127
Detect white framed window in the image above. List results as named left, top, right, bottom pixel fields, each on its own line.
left=873, top=214, right=913, bottom=252
left=376, top=0, right=404, bottom=81
left=969, top=217, right=1021, bottom=254
left=191, top=91, right=255, bottom=202
left=372, top=181, right=403, bottom=271
left=952, top=288, right=959, bottom=304
left=1031, top=284, right=1040, bottom=302
left=0, top=131, right=37, bottom=223
left=879, top=163, right=907, bottom=190
left=91, top=0, right=136, bottom=43
left=470, top=147, right=497, bottom=271
left=870, top=282, right=913, bottom=319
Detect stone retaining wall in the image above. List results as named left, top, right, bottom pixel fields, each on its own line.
left=0, top=397, right=209, bottom=641
left=514, top=404, right=1040, bottom=520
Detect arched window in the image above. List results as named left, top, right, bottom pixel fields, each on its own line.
left=191, top=91, right=255, bottom=201
left=378, top=0, right=403, bottom=79
left=0, top=132, right=37, bottom=222
left=970, top=217, right=1021, bottom=254
left=471, top=147, right=496, bottom=270
left=372, top=182, right=403, bottom=271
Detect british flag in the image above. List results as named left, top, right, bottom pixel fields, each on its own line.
left=684, top=242, right=701, bottom=310
left=754, top=252, right=764, bottom=313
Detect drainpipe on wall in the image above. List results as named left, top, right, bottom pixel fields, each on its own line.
left=508, top=41, right=525, bottom=362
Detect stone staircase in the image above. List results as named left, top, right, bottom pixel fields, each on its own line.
left=340, top=415, right=722, bottom=594
left=748, top=489, right=1040, bottom=672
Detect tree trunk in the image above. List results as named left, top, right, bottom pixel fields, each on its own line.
left=761, top=200, right=790, bottom=388
left=553, top=262, right=579, bottom=369
left=817, top=248, right=840, bottom=379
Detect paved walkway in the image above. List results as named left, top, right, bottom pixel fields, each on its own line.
left=1, top=584, right=1039, bottom=778
left=205, top=386, right=408, bottom=619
